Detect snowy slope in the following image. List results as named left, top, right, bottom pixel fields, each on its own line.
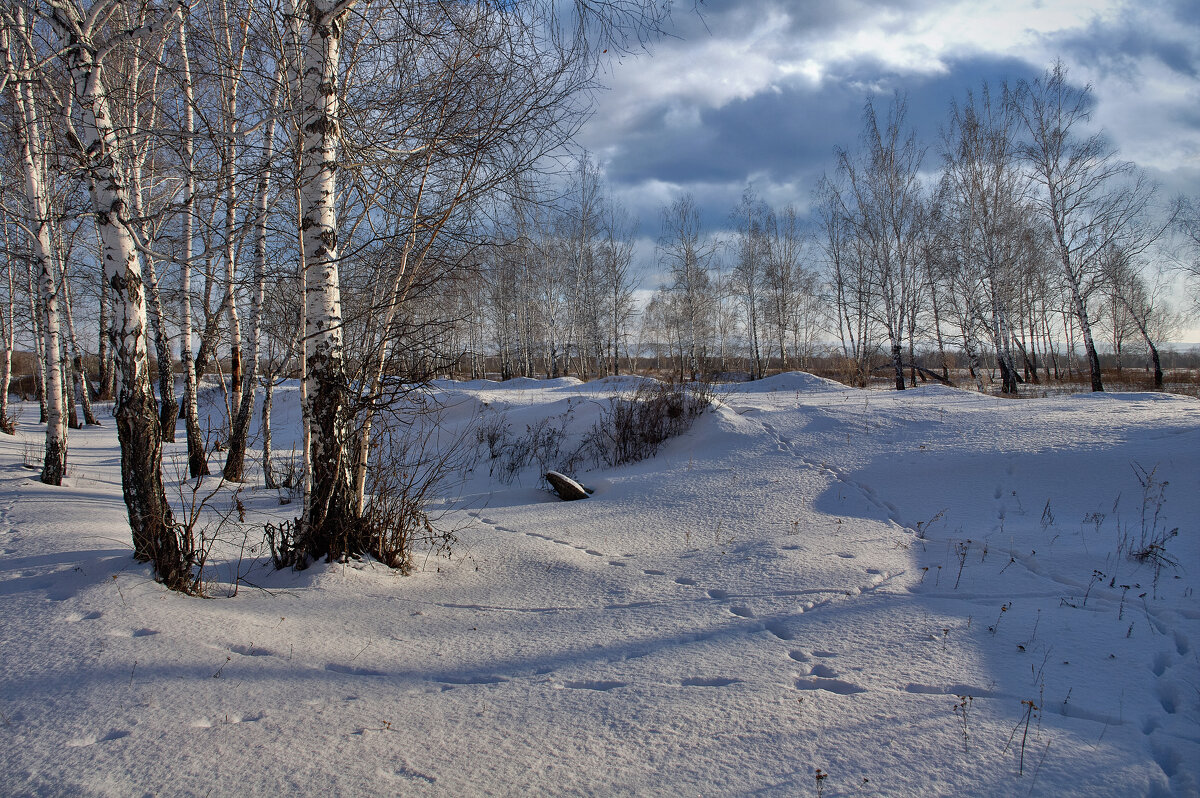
left=0, top=376, right=1197, bottom=797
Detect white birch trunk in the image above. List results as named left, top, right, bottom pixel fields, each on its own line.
left=4, top=26, right=67, bottom=483
left=224, top=72, right=280, bottom=481
left=58, top=265, right=99, bottom=425
left=178, top=20, right=208, bottom=478
left=0, top=218, right=14, bottom=432
left=46, top=0, right=187, bottom=586
left=295, top=0, right=360, bottom=560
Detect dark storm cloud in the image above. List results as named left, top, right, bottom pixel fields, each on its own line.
left=601, top=85, right=857, bottom=187
left=603, top=53, right=1046, bottom=227
left=1046, top=0, right=1200, bottom=78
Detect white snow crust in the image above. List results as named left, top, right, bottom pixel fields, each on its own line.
left=1, top=374, right=1197, bottom=796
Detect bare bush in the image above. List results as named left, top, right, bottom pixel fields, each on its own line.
left=267, top=397, right=467, bottom=572
left=587, top=380, right=714, bottom=467
left=1118, top=463, right=1180, bottom=595
left=361, top=416, right=469, bottom=572
left=480, top=403, right=586, bottom=483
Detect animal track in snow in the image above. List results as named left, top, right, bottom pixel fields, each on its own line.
left=231, top=644, right=274, bottom=657
left=764, top=621, right=795, bottom=641
left=760, top=420, right=908, bottom=528
left=794, top=677, right=866, bottom=695
left=1157, top=682, right=1180, bottom=715
left=561, top=679, right=626, bottom=691
left=66, top=730, right=132, bottom=747
left=674, top=577, right=699, bottom=586
left=643, top=569, right=666, bottom=576
left=64, top=610, right=102, bottom=622
left=681, top=676, right=740, bottom=687
left=706, top=589, right=729, bottom=600
left=229, top=713, right=265, bottom=723
left=1149, top=738, right=1188, bottom=795
left=436, top=674, right=507, bottom=686
left=729, top=606, right=755, bottom=618
left=326, top=663, right=387, bottom=677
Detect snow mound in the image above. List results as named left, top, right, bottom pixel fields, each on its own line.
left=573, top=375, right=663, bottom=392
left=433, top=378, right=500, bottom=389
left=727, top=371, right=848, bottom=394
left=1068, top=390, right=1192, bottom=403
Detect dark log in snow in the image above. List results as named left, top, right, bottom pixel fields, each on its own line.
left=545, top=471, right=590, bottom=501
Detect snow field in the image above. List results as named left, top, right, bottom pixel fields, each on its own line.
left=0, top=375, right=1197, bottom=796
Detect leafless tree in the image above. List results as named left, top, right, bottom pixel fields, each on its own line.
left=1017, top=61, right=1157, bottom=392
left=658, top=193, right=719, bottom=381
left=1, top=12, right=67, bottom=481
left=729, top=186, right=767, bottom=379
left=941, top=83, right=1027, bottom=394
left=834, top=95, right=926, bottom=390
left=24, top=0, right=195, bottom=589
left=1101, top=243, right=1180, bottom=388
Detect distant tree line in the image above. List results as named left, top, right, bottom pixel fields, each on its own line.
left=437, top=64, right=1192, bottom=393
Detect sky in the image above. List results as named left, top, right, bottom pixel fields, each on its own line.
left=574, top=0, right=1200, bottom=316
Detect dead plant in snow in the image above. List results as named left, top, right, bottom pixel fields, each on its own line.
left=1118, top=463, right=1180, bottom=596
left=586, top=379, right=715, bottom=467
left=360, top=415, right=469, bottom=571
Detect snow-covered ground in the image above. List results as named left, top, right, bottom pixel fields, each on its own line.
left=1, top=375, right=1197, bottom=797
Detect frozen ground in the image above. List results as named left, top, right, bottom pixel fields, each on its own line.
left=0, top=375, right=1197, bottom=797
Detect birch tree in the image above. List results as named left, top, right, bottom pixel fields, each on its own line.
left=0, top=203, right=14, bottom=433
left=597, top=197, right=637, bottom=374
left=658, top=194, right=717, bottom=381
left=37, top=0, right=193, bottom=589
left=941, top=84, right=1026, bottom=394
left=1017, top=61, right=1156, bottom=393
left=175, top=17, right=209, bottom=477
left=835, top=95, right=925, bottom=390
left=817, top=174, right=874, bottom=384
left=2, top=14, right=68, bottom=483
left=729, top=187, right=767, bottom=379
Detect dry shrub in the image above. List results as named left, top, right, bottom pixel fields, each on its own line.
left=587, top=380, right=714, bottom=467
left=478, top=403, right=585, bottom=483
left=266, top=398, right=467, bottom=572
left=360, top=416, right=466, bottom=572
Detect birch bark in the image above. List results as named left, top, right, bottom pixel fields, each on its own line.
left=294, top=0, right=361, bottom=562
left=3, top=21, right=68, bottom=483
left=44, top=0, right=190, bottom=587
left=177, top=19, right=208, bottom=477
left=224, top=72, right=280, bottom=481
left=0, top=215, right=13, bottom=433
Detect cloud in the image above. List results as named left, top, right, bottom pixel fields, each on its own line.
left=575, top=0, right=1200, bottom=261
left=1046, top=0, right=1200, bottom=78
